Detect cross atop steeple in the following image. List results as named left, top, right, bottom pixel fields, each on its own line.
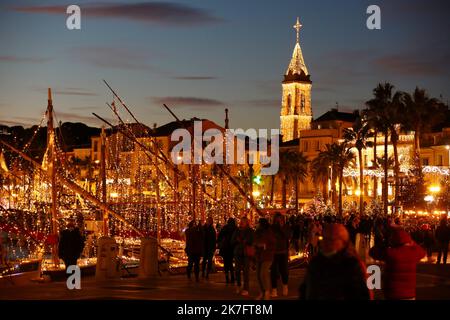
left=293, top=17, right=302, bottom=44
left=286, top=17, right=308, bottom=77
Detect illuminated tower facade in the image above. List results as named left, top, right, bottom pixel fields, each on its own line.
left=280, top=18, right=312, bottom=142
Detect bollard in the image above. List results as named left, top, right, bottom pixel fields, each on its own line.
left=138, top=237, right=158, bottom=279
left=95, top=236, right=120, bottom=281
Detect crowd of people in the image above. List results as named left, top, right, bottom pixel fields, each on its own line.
left=184, top=212, right=450, bottom=300
left=184, top=212, right=291, bottom=300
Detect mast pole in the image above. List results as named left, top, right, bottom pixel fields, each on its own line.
left=47, top=88, right=59, bottom=266
left=100, top=126, right=108, bottom=236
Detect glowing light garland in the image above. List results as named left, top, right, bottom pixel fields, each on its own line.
left=343, top=166, right=450, bottom=178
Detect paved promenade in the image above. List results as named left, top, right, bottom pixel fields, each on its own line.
left=1, top=263, right=449, bottom=300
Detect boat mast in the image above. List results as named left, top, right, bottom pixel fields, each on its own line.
left=100, top=126, right=108, bottom=236
left=46, top=88, right=59, bottom=266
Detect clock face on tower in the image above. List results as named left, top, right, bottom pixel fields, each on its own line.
left=280, top=17, right=313, bottom=142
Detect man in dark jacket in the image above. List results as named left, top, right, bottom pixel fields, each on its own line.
left=232, top=217, right=254, bottom=296
left=185, top=220, right=204, bottom=282
left=369, top=227, right=425, bottom=299
left=217, top=218, right=237, bottom=284
left=299, top=223, right=371, bottom=300
left=435, top=218, right=450, bottom=264
left=58, top=220, right=85, bottom=272
left=202, top=216, right=217, bottom=279
left=254, top=218, right=275, bottom=300
left=270, top=213, right=291, bottom=297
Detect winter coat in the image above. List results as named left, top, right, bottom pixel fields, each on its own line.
left=254, top=227, right=275, bottom=262
left=203, top=224, right=217, bottom=256
left=423, top=230, right=434, bottom=248
left=308, top=223, right=322, bottom=247
left=58, top=228, right=85, bottom=261
left=217, top=223, right=237, bottom=257
left=299, top=249, right=371, bottom=300
left=435, top=224, right=450, bottom=244
left=185, top=226, right=204, bottom=256
left=231, top=227, right=254, bottom=261
left=346, top=222, right=359, bottom=245
left=369, top=242, right=425, bottom=299
left=272, top=223, right=291, bottom=254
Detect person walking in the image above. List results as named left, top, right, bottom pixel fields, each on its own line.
left=58, top=219, right=85, bottom=272
left=185, top=220, right=204, bottom=282
left=290, top=216, right=300, bottom=254
left=254, top=218, right=276, bottom=300
left=369, top=227, right=425, bottom=300
left=422, top=224, right=435, bottom=263
left=217, top=218, right=237, bottom=284
left=231, top=216, right=254, bottom=296
left=435, top=218, right=450, bottom=265
left=299, top=223, right=372, bottom=300
left=308, top=220, right=322, bottom=257
left=346, top=216, right=360, bottom=246
left=270, top=213, right=291, bottom=297
left=202, top=216, right=217, bottom=279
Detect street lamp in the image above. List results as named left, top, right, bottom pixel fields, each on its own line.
left=429, top=185, right=441, bottom=194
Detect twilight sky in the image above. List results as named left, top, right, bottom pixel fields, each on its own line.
left=1, top=0, right=449, bottom=130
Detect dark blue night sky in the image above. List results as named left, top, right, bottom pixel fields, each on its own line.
left=1, top=0, right=449, bottom=130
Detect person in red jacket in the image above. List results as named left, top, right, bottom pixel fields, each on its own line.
left=369, top=227, right=425, bottom=300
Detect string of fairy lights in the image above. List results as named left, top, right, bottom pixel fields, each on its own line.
left=0, top=94, right=299, bottom=266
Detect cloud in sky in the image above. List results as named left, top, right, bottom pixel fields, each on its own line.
left=0, top=55, right=51, bottom=63
left=70, top=106, right=102, bottom=111
left=68, top=46, right=160, bottom=72
left=372, top=52, right=450, bottom=76
left=1, top=116, right=42, bottom=127
left=151, top=96, right=225, bottom=109
left=12, top=2, right=222, bottom=26
left=0, top=120, right=33, bottom=126
left=34, top=87, right=99, bottom=97
left=173, top=76, right=218, bottom=80
left=236, top=99, right=279, bottom=108
left=54, top=111, right=114, bottom=125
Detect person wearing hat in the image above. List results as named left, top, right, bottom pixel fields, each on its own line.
left=369, top=227, right=425, bottom=300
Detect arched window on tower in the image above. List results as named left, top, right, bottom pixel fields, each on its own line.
left=294, top=88, right=300, bottom=115
left=287, top=94, right=292, bottom=114
left=301, top=94, right=306, bottom=113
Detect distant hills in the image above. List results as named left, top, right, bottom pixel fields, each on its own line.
left=0, top=122, right=101, bottom=163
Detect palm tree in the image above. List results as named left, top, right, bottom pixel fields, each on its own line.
left=311, top=154, right=330, bottom=201
left=365, top=82, right=395, bottom=216
left=288, top=151, right=308, bottom=213
left=362, top=109, right=381, bottom=199
left=386, top=91, right=405, bottom=207
left=403, top=87, right=446, bottom=170
left=277, top=150, right=308, bottom=211
left=343, top=112, right=373, bottom=216
left=318, top=142, right=355, bottom=216
left=277, top=152, right=290, bottom=208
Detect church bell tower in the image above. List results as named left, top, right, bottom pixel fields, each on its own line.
left=280, top=17, right=312, bottom=142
